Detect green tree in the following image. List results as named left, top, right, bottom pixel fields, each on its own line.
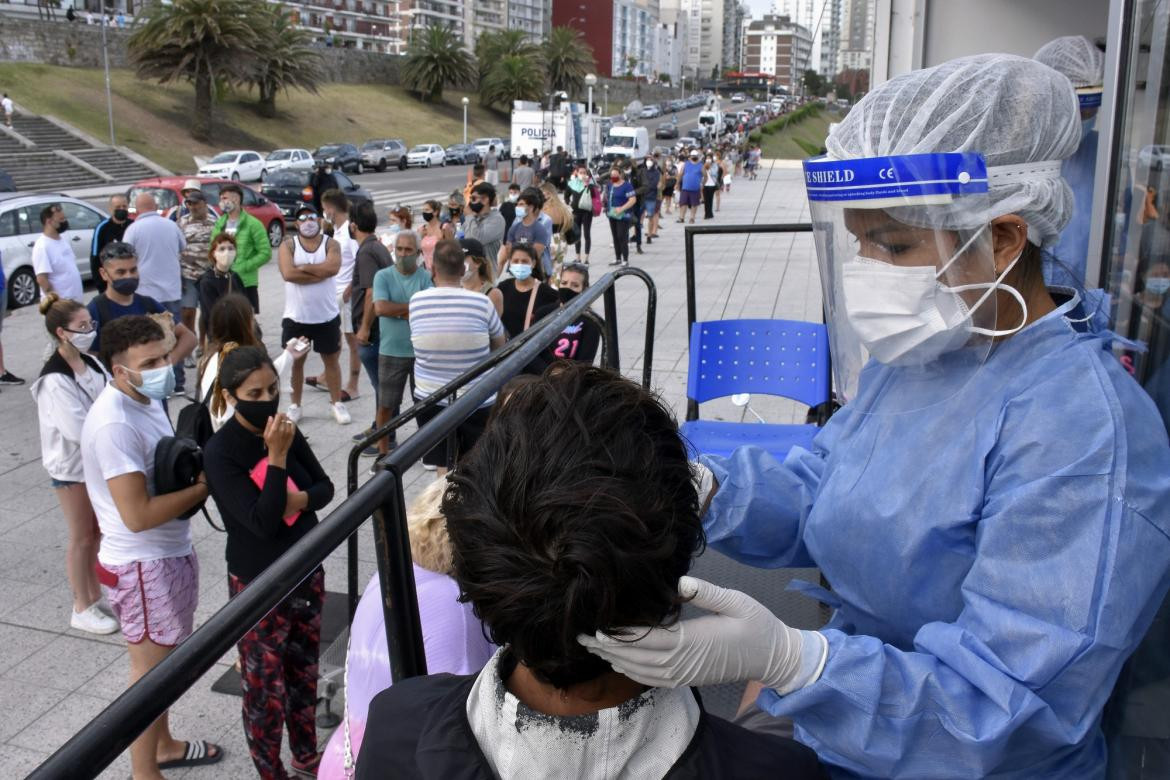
left=476, top=29, right=540, bottom=91
left=247, top=4, right=323, bottom=118
left=802, top=68, right=824, bottom=97
left=481, top=54, right=544, bottom=108
left=127, top=0, right=260, bottom=141
left=402, top=24, right=475, bottom=101
left=543, top=26, right=595, bottom=95
left=627, top=55, right=639, bottom=78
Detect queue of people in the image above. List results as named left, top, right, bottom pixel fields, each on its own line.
left=23, top=40, right=1170, bottom=780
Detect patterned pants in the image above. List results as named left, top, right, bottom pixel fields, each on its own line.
left=229, top=568, right=325, bottom=780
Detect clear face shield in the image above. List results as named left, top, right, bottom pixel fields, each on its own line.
left=804, top=153, right=1022, bottom=413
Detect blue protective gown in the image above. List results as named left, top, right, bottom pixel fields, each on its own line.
left=701, top=304, right=1170, bottom=778
left=1046, top=122, right=1097, bottom=288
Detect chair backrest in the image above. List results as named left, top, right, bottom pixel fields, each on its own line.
left=687, top=319, right=830, bottom=409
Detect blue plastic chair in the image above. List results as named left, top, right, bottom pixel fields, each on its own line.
left=679, top=319, right=831, bottom=461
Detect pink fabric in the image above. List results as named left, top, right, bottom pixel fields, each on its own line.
left=101, top=553, right=199, bottom=646
left=249, top=457, right=301, bottom=526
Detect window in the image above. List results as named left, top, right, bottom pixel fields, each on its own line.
left=14, top=206, right=37, bottom=236
left=334, top=172, right=355, bottom=190
left=241, top=187, right=258, bottom=206
left=60, top=201, right=101, bottom=231
left=0, top=209, right=19, bottom=238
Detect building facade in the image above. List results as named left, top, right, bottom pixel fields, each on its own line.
left=507, top=0, right=553, bottom=40
left=285, top=0, right=412, bottom=53
left=612, top=0, right=660, bottom=78
left=742, top=13, right=811, bottom=94
left=772, top=0, right=842, bottom=77
left=722, top=0, right=747, bottom=73
left=837, top=0, right=874, bottom=73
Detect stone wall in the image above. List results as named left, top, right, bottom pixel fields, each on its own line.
left=0, top=16, right=398, bottom=83
left=596, top=77, right=681, bottom=112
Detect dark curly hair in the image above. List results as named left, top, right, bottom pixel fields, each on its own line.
left=98, top=315, right=165, bottom=371
left=442, top=363, right=704, bottom=690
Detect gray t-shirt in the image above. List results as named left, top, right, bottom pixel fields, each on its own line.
left=485, top=150, right=499, bottom=171
left=512, top=165, right=535, bottom=190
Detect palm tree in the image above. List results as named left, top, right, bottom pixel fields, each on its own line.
left=476, top=29, right=541, bottom=92
left=481, top=55, right=544, bottom=108
left=402, top=25, right=475, bottom=102
left=543, top=26, right=595, bottom=96
left=247, top=4, right=323, bottom=118
left=127, top=0, right=260, bottom=141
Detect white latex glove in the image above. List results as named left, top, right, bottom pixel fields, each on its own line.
left=579, top=576, right=827, bottom=695
left=692, top=461, right=715, bottom=510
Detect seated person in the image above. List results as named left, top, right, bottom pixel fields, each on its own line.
left=356, top=363, right=827, bottom=779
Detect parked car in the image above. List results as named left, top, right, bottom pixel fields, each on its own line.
left=312, top=143, right=363, bottom=174
left=444, top=143, right=481, bottom=165
left=128, top=176, right=287, bottom=247
left=264, top=148, right=315, bottom=178
left=675, top=136, right=702, bottom=153
left=655, top=122, right=680, bottom=140
left=197, top=150, right=266, bottom=182
left=651, top=145, right=674, bottom=158
left=360, top=139, right=408, bottom=172
left=260, top=169, right=373, bottom=224
left=0, top=194, right=107, bottom=308
left=471, top=137, right=510, bottom=161
left=405, top=144, right=446, bottom=168
left=640, top=105, right=662, bottom=118
left=1139, top=145, right=1170, bottom=171
left=731, top=93, right=747, bottom=103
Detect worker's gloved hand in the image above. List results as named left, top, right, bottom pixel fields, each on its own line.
left=579, top=576, right=826, bottom=694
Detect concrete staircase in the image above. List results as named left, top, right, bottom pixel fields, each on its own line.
left=0, top=111, right=169, bottom=193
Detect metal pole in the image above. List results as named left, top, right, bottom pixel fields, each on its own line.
left=100, top=3, right=115, bottom=146
left=603, top=285, right=620, bottom=373
left=370, top=476, right=428, bottom=682
left=603, top=86, right=608, bottom=116
left=462, top=103, right=467, bottom=145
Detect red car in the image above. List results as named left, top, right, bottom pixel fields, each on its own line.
left=127, top=176, right=286, bottom=247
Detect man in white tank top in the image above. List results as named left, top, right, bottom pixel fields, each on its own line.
left=278, top=206, right=351, bottom=425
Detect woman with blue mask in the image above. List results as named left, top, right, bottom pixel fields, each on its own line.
left=582, top=54, right=1170, bottom=778
left=495, top=243, right=557, bottom=340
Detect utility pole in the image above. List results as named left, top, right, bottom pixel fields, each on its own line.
left=100, top=0, right=116, bottom=146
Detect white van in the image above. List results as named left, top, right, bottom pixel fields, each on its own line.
left=602, top=125, right=651, bottom=163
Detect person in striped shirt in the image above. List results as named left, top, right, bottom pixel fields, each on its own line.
left=409, top=239, right=506, bottom=477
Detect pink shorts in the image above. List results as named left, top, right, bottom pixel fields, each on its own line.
left=98, top=554, right=199, bottom=646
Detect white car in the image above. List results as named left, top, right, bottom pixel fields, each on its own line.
left=198, top=150, right=267, bottom=182
left=405, top=144, right=446, bottom=168
left=471, top=137, right=510, bottom=160
left=263, top=148, right=314, bottom=178
left=0, top=194, right=107, bottom=308
left=640, top=105, right=661, bottom=118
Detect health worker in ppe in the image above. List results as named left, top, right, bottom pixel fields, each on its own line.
left=1035, top=35, right=1105, bottom=288
left=580, top=54, right=1170, bottom=779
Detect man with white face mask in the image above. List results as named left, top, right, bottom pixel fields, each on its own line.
left=278, top=206, right=349, bottom=426
left=581, top=54, right=1170, bottom=779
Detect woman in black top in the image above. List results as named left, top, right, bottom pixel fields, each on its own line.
left=496, top=243, right=558, bottom=339
left=203, top=345, right=333, bottom=780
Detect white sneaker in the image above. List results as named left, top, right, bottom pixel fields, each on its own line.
left=287, top=404, right=303, bottom=423
left=95, top=596, right=114, bottom=616
left=332, top=402, right=352, bottom=425
left=71, top=603, right=119, bottom=635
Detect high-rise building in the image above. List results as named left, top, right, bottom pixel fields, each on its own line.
left=653, top=1, right=689, bottom=82
left=508, top=0, right=553, bottom=40
left=838, top=0, right=874, bottom=74
left=613, top=0, right=660, bottom=79
left=771, top=0, right=841, bottom=77
left=412, top=0, right=464, bottom=39
left=465, top=0, right=507, bottom=47
left=284, top=0, right=412, bottom=53
left=742, top=13, right=812, bottom=94
left=722, top=0, right=747, bottom=73
left=676, top=0, right=723, bottom=80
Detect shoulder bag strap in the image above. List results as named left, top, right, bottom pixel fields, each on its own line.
left=524, top=284, right=540, bottom=331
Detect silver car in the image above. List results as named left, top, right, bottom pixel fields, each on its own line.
left=1, top=193, right=107, bottom=308
left=361, top=139, right=408, bottom=172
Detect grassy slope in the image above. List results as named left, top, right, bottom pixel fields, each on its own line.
left=759, top=109, right=834, bottom=160
left=0, top=62, right=509, bottom=174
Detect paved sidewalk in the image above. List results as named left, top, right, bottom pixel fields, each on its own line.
left=0, top=161, right=820, bottom=777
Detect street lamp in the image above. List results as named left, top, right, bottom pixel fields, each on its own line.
left=602, top=83, right=609, bottom=116
left=99, top=0, right=115, bottom=145
left=461, top=96, right=469, bottom=145
left=584, top=74, right=597, bottom=159
left=585, top=73, right=597, bottom=116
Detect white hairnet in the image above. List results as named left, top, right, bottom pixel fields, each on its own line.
left=826, top=54, right=1081, bottom=243
left=1034, top=36, right=1104, bottom=89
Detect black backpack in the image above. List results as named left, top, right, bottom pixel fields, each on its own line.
left=176, top=382, right=214, bottom=448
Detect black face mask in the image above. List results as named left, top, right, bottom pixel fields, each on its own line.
left=558, top=287, right=580, bottom=304
left=421, top=212, right=435, bottom=222
left=113, top=208, right=129, bottom=222
left=56, top=220, right=70, bottom=233
left=232, top=396, right=279, bottom=431
left=110, top=277, right=139, bottom=296
left=469, top=201, right=485, bottom=213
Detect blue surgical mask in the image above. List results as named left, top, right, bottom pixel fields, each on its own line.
left=120, top=363, right=175, bottom=400
left=510, top=263, right=533, bottom=281
left=515, top=205, right=528, bottom=218
left=1147, top=277, right=1170, bottom=295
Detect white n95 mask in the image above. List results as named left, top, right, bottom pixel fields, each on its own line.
left=841, top=231, right=1028, bottom=366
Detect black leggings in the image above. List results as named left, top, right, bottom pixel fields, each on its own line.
left=703, top=186, right=718, bottom=219
left=574, top=209, right=593, bottom=255
left=609, top=217, right=630, bottom=263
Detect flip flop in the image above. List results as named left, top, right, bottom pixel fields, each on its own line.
left=157, top=740, right=223, bottom=769
left=305, top=377, right=326, bottom=391
left=339, top=390, right=358, bottom=403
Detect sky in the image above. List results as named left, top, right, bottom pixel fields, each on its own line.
left=743, top=0, right=774, bottom=17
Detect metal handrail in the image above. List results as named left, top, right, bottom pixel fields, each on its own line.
left=684, top=222, right=813, bottom=420
left=30, top=268, right=658, bottom=780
